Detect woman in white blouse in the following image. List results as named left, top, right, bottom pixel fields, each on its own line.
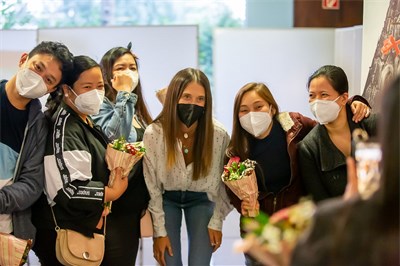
left=143, top=68, right=233, bottom=266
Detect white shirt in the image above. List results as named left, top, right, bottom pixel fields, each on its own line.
left=143, top=119, right=233, bottom=237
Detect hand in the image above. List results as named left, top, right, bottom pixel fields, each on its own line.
left=208, top=228, right=222, bottom=253
left=241, top=197, right=260, bottom=217
left=248, top=239, right=292, bottom=266
left=111, top=71, right=134, bottom=92
left=153, top=236, right=173, bottom=266
left=156, top=87, right=168, bottom=105
left=105, top=167, right=128, bottom=202
left=95, top=206, right=111, bottom=229
left=344, top=157, right=359, bottom=200
left=350, top=101, right=370, bottom=123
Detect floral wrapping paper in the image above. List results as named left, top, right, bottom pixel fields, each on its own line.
left=105, top=144, right=144, bottom=187
left=0, top=232, right=32, bottom=266
left=221, top=157, right=259, bottom=217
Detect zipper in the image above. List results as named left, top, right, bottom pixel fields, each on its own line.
left=273, top=196, right=277, bottom=213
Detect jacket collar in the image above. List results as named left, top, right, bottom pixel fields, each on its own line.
left=315, top=125, right=347, bottom=171
left=276, top=112, right=294, bottom=132
left=26, top=98, right=44, bottom=128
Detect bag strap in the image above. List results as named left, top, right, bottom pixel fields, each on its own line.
left=50, top=206, right=106, bottom=235
left=50, top=206, right=61, bottom=232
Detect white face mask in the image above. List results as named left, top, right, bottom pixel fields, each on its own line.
left=121, top=70, right=139, bottom=92
left=69, top=88, right=105, bottom=115
left=16, top=67, right=48, bottom=99
left=239, top=111, right=272, bottom=138
left=309, top=96, right=341, bottom=124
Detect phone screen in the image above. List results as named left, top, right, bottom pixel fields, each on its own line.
left=355, top=142, right=381, bottom=199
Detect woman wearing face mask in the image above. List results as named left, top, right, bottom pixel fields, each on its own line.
left=225, top=81, right=371, bottom=266
left=32, top=55, right=128, bottom=265
left=143, top=68, right=233, bottom=266
left=92, top=42, right=152, bottom=141
left=91, top=44, right=152, bottom=265
left=298, top=65, right=377, bottom=203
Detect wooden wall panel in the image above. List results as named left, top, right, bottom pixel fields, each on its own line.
left=294, top=0, right=363, bottom=27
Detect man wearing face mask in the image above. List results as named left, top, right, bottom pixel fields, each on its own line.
left=0, top=41, right=73, bottom=245
left=298, top=65, right=377, bottom=202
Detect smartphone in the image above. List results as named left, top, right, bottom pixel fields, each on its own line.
left=354, top=141, right=381, bottom=199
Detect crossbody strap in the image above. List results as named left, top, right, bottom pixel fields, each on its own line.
left=50, top=206, right=106, bottom=236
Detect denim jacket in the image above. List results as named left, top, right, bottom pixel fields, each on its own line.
left=92, top=91, right=138, bottom=142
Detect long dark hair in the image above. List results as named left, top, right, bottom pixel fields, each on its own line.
left=307, top=65, right=349, bottom=94
left=154, top=68, right=214, bottom=180
left=100, top=45, right=152, bottom=125
left=45, top=55, right=100, bottom=119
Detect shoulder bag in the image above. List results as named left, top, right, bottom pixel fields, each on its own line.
left=51, top=207, right=105, bottom=266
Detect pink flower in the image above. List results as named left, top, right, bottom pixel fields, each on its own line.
left=270, top=208, right=289, bottom=224
left=227, top=156, right=240, bottom=167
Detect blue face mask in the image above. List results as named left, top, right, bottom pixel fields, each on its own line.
left=177, top=103, right=205, bottom=128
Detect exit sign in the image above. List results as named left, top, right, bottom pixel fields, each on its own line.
left=322, top=0, right=340, bottom=10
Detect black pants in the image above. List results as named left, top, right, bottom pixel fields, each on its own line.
left=101, top=212, right=141, bottom=266
left=32, top=228, right=63, bottom=266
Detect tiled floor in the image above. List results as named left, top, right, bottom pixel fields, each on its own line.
left=28, top=211, right=246, bottom=266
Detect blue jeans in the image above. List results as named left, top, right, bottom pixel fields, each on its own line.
left=163, top=190, right=214, bottom=266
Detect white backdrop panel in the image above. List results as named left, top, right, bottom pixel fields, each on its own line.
left=214, top=28, right=335, bottom=133
left=334, top=26, right=363, bottom=97
left=38, top=26, right=198, bottom=117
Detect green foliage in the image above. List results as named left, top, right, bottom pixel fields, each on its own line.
left=1, top=0, right=32, bottom=29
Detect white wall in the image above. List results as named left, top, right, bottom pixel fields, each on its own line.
left=213, top=26, right=366, bottom=133
left=0, top=26, right=198, bottom=118
left=0, top=30, right=37, bottom=78
left=37, top=26, right=198, bottom=118
left=213, top=28, right=336, bottom=133
left=335, top=26, right=363, bottom=97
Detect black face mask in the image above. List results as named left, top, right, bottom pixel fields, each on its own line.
left=177, top=103, right=205, bottom=128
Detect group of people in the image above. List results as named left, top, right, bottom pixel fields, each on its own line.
left=0, top=40, right=397, bottom=266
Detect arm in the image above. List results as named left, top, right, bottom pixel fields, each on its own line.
left=143, top=126, right=173, bottom=266
left=207, top=130, right=233, bottom=252
left=208, top=131, right=234, bottom=232
left=143, top=126, right=167, bottom=237
left=92, top=91, right=138, bottom=141
left=297, top=140, right=331, bottom=202
left=348, top=95, right=371, bottom=123
left=0, top=117, right=47, bottom=213
left=45, top=116, right=125, bottom=230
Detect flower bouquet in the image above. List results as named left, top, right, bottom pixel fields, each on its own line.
left=0, top=232, right=32, bottom=266
left=221, top=157, right=259, bottom=217
left=234, top=199, right=316, bottom=266
left=105, top=137, right=146, bottom=187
